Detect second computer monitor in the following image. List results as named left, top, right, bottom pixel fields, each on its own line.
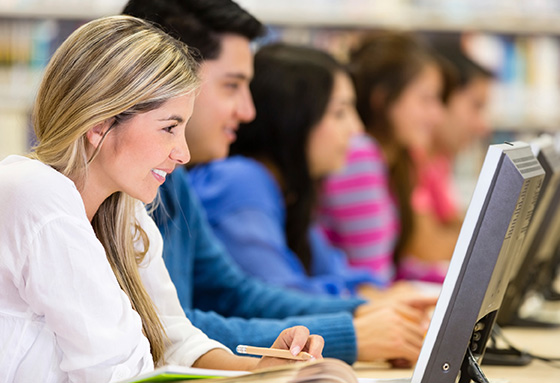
left=498, top=135, right=560, bottom=326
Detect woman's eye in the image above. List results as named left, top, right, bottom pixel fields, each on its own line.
left=164, top=125, right=177, bottom=133
left=225, top=82, right=240, bottom=90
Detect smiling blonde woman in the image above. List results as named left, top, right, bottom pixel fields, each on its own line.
left=0, top=15, right=322, bottom=382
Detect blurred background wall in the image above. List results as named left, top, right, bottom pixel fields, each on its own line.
left=2, top=0, right=559, bottom=203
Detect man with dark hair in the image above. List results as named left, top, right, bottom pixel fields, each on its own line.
left=124, top=0, right=432, bottom=365
left=125, top=0, right=263, bottom=63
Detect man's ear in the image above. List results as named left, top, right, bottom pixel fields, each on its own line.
left=86, top=119, right=113, bottom=149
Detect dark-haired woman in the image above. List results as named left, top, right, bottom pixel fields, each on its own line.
left=317, top=32, right=445, bottom=288
left=189, top=43, right=381, bottom=296
left=189, top=42, right=434, bottom=366
left=401, top=42, right=494, bottom=283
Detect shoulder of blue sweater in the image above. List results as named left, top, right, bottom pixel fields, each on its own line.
left=153, top=165, right=196, bottom=227
left=189, top=156, right=284, bottom=217
left=157, top=166, right=193, bottom=203
left=193, top=155, right=265, bottom=175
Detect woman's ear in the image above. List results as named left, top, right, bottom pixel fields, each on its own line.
left=86, top=119, right=113, bottom=149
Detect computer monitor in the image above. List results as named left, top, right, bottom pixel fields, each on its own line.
left=533, top=139, right=560, bottom=302
left=542, top=244, right=560, bottom=301
left=411, top=141, right=544, bottom=383
left=545, top=133, right=560, bottom=299
left=497, top=135, right=560, bottom=327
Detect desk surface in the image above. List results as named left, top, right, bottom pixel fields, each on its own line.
left=354, top=326, right=560, bottom=383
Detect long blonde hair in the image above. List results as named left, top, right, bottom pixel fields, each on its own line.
left=30, top=15, right=200, bottom=365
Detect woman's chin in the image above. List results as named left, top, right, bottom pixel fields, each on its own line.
left=128, top=189, right=158, bottom=205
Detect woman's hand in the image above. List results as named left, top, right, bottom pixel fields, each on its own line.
left=255, top=326, right=324, bottom=369
left=193, top=326, right=323, bottom=371
left=353, top=300, right=430, bottom=364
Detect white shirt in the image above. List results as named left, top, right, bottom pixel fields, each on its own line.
left=0, top=155, right=228, bottom=382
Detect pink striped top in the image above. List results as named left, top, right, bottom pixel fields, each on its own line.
left=394, top=153, right=458, bottom=284
left=317, top=134, right=399, bottom=287
left=412, top=154, right=459, bottom=223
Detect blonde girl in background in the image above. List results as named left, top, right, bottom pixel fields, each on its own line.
left=0, top=15, right=322, bottom=382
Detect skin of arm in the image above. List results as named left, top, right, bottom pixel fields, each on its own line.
left=406, top=154, right=464, bottom=263
left=406, top=211, right=462, bottom=262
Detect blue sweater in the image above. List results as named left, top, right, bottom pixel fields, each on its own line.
left=153, top=165, right=365, bottom=363
left=189, top=156, right=379, bottom=297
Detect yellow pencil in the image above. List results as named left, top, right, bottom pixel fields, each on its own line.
left=236, top=345, right=313, bottom=361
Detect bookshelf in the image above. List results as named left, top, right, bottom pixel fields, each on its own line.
left=0, top=0, right=125, bottom=19
left=236, top=1, right=560, bottom=34
left=234, top=0, right=560, bottom=206
left=235, top=0, right=560, bottom=134
left=1, top=0, right=560, bottom=160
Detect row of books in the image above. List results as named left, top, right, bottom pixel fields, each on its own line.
left=2, top=5, right=560, bottom=157
left=264, top=26, right=560, bottom=131
left=3, top=0, right=559, bottom=14
left=0, top=19, right=80, bottom=67
left=413, top=0, right=560, bottom=14
left=464, top=32, right=560, bottom=130
left=237, top=0, right=560, bottom=15
left=0, top=0, right=122, bottom=10
left=0, top=19, right=82, bottom=116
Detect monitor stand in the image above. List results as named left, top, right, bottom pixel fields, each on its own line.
left=543, top=288, right=560, bottom=301
left=481, top=326, right=533, bottom=367
left=483, top=346, right=533, bottom=367
left=508, top=314, right=560, bottom=328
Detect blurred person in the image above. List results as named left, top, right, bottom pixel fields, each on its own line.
left=191, top=43, right=372, bottom=295
left=317, top=31, right=445, bottom=289
left=402, top=42, right=494, bottom=283
left=433, top=44, right=493, bottom=156
left=125, top=0, right=434, bottom=367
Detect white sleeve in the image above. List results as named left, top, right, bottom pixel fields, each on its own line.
left=21, top=215, right=154, bottom=383
left=135, top=204, right=231, bottom=366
